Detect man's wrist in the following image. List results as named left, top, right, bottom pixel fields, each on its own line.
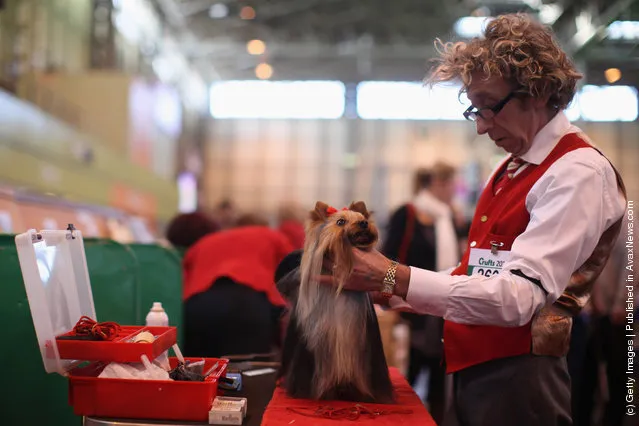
left=393, top=264, right=410, bottom=300
left=380, top=260, right=398, bottom=298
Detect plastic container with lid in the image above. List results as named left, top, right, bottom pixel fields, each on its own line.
left=15, top=228, right=177, bottom=370
left=15, top=227, right=228, bottom=422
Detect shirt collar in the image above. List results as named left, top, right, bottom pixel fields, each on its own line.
left=519, top=111, right=571, bottom=165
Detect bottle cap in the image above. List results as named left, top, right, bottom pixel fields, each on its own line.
left=152, top=302, right=164, bottom=311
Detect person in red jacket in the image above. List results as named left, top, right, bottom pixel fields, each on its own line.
left=324, top=13, right=626, bottom=426
left=182, top=225, right=294, bottom=358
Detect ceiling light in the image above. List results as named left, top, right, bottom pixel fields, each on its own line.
left=572, top=11, right=595, bottom=47
left=453, top=16, right=494, bottom=39
left=604, top=68, right=622, bottom=84
left=255, top=63, right=273, bottom=80
left=209, top=4, right=228, bottom=19
left=607, top=21, right=639, bottom=41
left=521, top=0, right=541, bottom=8
left=538, top=4, right=563, bottom=25
left=240, top=6, right=256, bottom=20
left=247, top=39, right=266, bottom=55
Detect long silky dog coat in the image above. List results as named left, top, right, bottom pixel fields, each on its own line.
left=276, top=201, right=395, bottom=403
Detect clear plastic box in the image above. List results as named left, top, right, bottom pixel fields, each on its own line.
left=15, top=228, right=98, bottom=374
left=14, top=228, right=176, bottom=372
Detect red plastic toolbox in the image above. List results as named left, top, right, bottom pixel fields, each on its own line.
left=17, top=229, right=229, bottom=422
left=68, top=357, right=229, bottom=421
left=55, top=325, right=177, bottom=363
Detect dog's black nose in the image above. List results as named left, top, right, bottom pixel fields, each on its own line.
left=359, top=220, right=368, bottom=229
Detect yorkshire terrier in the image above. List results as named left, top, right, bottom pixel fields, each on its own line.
left=277, top=201, right=395, bottom=403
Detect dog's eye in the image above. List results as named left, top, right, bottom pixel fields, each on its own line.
left=336, top=218, right=346, bottom=226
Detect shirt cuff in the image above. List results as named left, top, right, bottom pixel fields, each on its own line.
left=389, top=296, right=413, bottom=311
left=405, top=266, right=451, bottom=317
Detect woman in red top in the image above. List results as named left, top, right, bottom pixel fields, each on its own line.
left=181, top=225, right=294, bottom=358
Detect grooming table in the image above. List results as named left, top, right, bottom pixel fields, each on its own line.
left=261, top=368, right=437, bottom=425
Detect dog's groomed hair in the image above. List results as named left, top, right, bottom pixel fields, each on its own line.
left=296, top=201, right=378, bottom=399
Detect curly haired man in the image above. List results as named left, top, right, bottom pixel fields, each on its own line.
left=326, top=13, right=627, bottom=426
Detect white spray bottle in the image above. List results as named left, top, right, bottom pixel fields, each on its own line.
left=146, top=302, right=169, bottom=326
left=146, top=302, right=170, bottom=369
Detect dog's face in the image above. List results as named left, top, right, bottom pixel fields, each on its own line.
left=309, top=201, right=378, bottom=249
left=300, top=200, right=378, bottom=294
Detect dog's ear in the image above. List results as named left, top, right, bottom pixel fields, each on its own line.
left=310, top=201, right=331, bottom=222
left=349, top=201, right=370, bottom=218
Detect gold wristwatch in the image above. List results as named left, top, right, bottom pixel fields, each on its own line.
left=381, top=261, right=399, bottom=299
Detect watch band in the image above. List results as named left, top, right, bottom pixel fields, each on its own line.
left=381, top=261, right=399, bottom=299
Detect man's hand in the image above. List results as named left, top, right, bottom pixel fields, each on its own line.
left=316, top=248, right=411, bottom=299
left=316, top=248, right=392, bottom=292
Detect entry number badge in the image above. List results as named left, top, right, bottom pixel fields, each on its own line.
left=467, top=247, right=510, bottom=277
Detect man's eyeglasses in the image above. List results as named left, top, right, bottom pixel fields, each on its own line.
left=463, top=91, right=516, bottom=122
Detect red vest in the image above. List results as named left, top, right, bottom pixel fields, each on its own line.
left=444, top=133, right=592, bottom=373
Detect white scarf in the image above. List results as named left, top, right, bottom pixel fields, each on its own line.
left=412, top=190, right=459, bottom=271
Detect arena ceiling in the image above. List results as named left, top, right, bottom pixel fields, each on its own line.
left=154, top=0, right=639, bottom=85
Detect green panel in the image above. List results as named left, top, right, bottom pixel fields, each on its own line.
left=84, top=238, right=140, bottom=325
left=0, top=235, right=80, bottom=426
left=128, top=244, right=183, bottom=345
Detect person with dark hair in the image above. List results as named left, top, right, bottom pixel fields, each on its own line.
left=213, top=199, right=237, bottom=230
left=165, top=212, right=220, bottom=252
left=182, top=225, right=294, bottom=358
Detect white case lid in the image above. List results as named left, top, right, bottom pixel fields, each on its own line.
left=15, top=228, right=97, bottom=375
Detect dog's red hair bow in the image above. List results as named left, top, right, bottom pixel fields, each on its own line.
left=326, top=206, right=348, bottom=216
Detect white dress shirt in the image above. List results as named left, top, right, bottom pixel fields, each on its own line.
left=391, top=111, right=626, bottom=327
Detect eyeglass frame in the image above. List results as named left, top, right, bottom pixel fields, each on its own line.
left=463, top=90, right=517, bottom=122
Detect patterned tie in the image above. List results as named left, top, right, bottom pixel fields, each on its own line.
left=494, top=157, right=526, bottom=195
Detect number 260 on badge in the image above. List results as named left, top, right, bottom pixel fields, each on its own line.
left=467, top=248, right=509, bottom=277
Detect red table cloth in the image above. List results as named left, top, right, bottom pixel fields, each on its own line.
left=261, top=368, right=437, bottom=425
